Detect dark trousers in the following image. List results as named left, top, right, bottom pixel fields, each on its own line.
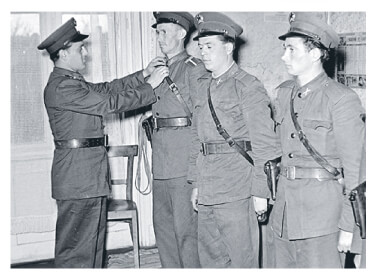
left=260, top=221, right=276, bottom=268
left=153, top=177, right=200, bottom=268
left=54, top=197, right=107, bottom=268
left=197, top=198, right=259, bottom=268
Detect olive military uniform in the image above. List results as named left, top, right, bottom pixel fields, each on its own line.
left=187, top=13, right=280, bottom=267
left=271, top=13, right=365, bottom=268
left=151, top=51, right=206, bottom=268
left=151, top=12, right=207, bottom=268
left=188, top=63, right=280, bottom=267
left=272, top=73, right=365, bottom=267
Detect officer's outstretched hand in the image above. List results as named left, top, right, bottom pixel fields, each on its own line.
left=143, top=56, right=167, bottom=78
left=146, top=66, right=169, bottom=89
left=191, top=188, right=198, bottom=212
left=337, top=230, right=353, bottom=253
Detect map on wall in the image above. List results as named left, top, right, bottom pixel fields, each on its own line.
left=337, top=32, right=366, bottom=89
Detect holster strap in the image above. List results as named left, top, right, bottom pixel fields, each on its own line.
left=280, top=165, right=342, bottom=180
left=201, top=140, right=251, bottom=156
left=153, top=117, right=191, bottom=129
left=54, top=135, right=108, bottom=149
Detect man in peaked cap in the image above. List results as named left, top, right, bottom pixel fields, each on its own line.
left=271, top=12, right=365, bottom=267
left=148, top=11, right=206, bottom=268
left=37, top=18, right=88, bottom=57
left=187, top=12, right=281, bottom=268
left=193, top=12, right=243, bottom=41
left=38, top=17, right=169, bottom=268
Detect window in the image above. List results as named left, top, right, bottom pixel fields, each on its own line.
left=11, top=14, right=44, bottom=145
left=11, top=12, right=115, bottom=153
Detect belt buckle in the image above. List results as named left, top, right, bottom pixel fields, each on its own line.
left=286, top=166, right=296, bottom=180
left=201, top=143, right=208, bottom=156
left=152, top=117, right=158, bottom=130
left=226, top=137, right=235, bottom=147
left=71, top=139, right=80, bottom=148
left=104, top=135, right=108, bottom=147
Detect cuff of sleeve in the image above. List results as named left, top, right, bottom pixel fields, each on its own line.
left=189, top=181, right=198, bottom=188
left=251, top=175, right=270, bottom=199
left=187, top=165, right=197, bottom=183
left=135, top=69, right=146, bottom=82
left=338, top=200, right=356, bottom=232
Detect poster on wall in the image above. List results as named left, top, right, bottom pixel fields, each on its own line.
left=337, top=32, right=366, bottom=89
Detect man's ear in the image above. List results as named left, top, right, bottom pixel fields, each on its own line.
left=178, top=28, right=187, bottom=40
left=58, top=49, right=67, bottom=60
left=310, top=47, right=322, bottom=62
left=225, top=42, right=234, bottom=55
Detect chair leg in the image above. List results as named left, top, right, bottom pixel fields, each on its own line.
left=131, top=211, right=140, bottom=268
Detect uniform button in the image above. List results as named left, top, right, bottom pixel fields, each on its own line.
left=288, top=153, right=294, bottom=158
left=157, top=96, right=161, bottom=100
left=156, top=112, right=159, bottom=116
left=291, top=133, right=296, bottom=138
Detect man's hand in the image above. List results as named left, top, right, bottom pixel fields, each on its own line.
left=146, top=66, right=169, bottom=89
left=253, top=196, right=268, bottom=215
left=143, top=56, right=167, bottom=78
left=191, top=188, right=198, bottom=212
left=337, top=230, right=353, bottom=253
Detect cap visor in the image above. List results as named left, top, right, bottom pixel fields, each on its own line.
left=71, top=33, right=89, bottom=42
left=193, top=31, right=225, bottom=41
left=278, top=31, right=310, bottom=41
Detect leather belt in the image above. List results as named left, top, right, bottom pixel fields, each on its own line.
left=201, top=140, right=251, bottom=156
left=153, top=117, right=191, bottom=129
left=54, top=135, right=108, bottom=149
left=280, top=165, right=342, bottom=180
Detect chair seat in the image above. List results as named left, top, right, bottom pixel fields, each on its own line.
left=108, top=199, right=137, bottom=212
left=107, top=199, right=137, bottom=221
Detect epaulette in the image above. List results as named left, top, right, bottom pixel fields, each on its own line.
left=55, top=74, right=85, bottom=90
left=276, top=79, right=295, bottom=89
left=185, top=56, right=199, bottom=67
left=233, top=70, right=249, bottom=82
left=64, top=74, right=85, bottom=82
left=322, top=79, right=348, bottom=105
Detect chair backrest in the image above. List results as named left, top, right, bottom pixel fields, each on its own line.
left=107, top=145, right=138, bottom=201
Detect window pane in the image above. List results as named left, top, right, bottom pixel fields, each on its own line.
left=11, top=13, right=45, bottom=145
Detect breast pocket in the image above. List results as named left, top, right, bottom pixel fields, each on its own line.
left=303, top=119, right=332, bottom=131
left=302, top=119, right=333, bottom=152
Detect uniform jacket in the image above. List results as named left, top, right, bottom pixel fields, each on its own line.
left=272, top=72, right=365, bottom=239
left=44, top=67, right=156, bottom=200
left=187, top=63, right=280, bottom=205
left=151, top=50, right=206, bottom=179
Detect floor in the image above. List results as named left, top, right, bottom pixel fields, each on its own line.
left=106, top=247, right=161, bottom=268
left=11, top=247, right=356, bottom=268
left=11, top=247, right=161, bottom=269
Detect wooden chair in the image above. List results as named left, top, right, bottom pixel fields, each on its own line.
left=107, top=145, right=140, bottom=268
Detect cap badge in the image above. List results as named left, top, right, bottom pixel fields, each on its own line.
left=289, top=12, right=296, bottom=23
left=196, top=14, right=204, bottom=24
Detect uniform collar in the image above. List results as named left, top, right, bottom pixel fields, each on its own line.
left=167, top=50, right=189, bottom=66
left=296, top=71, right=328, bottom=97
left=52, top=67, right=85, bottom=81
left=198, top=62, right=240, bottom=82
left=212, top=62, right=238, bottom=85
